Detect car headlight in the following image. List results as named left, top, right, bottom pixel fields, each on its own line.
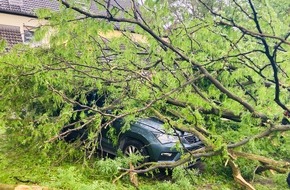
left=155, top=133, right=179, bottom=144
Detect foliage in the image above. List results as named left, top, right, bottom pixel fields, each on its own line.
left=0, top=0, right=290, bottom=189
left=0, top=130, right=288, bottom=189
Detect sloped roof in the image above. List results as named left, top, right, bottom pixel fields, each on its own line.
left=0, top=0, right=59, bottom=17
left=0, top=0, right=132, bottom=17
left=0, top=24, right=22, bottom=47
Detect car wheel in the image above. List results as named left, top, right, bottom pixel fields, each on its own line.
left=122, top=139, right=149, bottom=163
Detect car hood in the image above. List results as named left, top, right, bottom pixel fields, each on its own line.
left=136, top=117, right=190, bottom=137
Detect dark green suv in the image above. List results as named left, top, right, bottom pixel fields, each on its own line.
left=62, top=117, right=203, bottom=163
left=60, top=90, right=203, bottom=163
left=98, top=117, right=203, bottom=162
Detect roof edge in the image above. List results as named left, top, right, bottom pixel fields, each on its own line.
left=0, top=9, right=37, bottom=18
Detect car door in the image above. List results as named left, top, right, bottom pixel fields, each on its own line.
left=99, top=118, right=123, bottom=155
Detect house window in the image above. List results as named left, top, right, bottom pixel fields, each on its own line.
left=8, top=0, right=23, bottom=6
left=24, top=30, right=34, bottom=43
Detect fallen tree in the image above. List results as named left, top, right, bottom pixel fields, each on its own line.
left=0, top=0, right=289, bottom=189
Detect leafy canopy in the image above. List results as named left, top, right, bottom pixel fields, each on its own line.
left=0, top=0, right=289, bottom=188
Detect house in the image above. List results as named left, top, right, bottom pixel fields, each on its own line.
left=0, top=0, right=139, bottom=48
left=0, top=0, right=59, bottom=47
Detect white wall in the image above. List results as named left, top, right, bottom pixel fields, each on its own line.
left=0, top=12, right=147, bottom=45
left=0, top=12, right=46, bottom=41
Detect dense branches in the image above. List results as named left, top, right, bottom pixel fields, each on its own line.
left=0, top=0, right=289, bottom=189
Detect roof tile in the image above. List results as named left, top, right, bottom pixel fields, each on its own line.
left=0, top=0, right=132, bottom=17
left=0, top=0, right=59, bottom=16
left=0, top=24, right=22, bottom=47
